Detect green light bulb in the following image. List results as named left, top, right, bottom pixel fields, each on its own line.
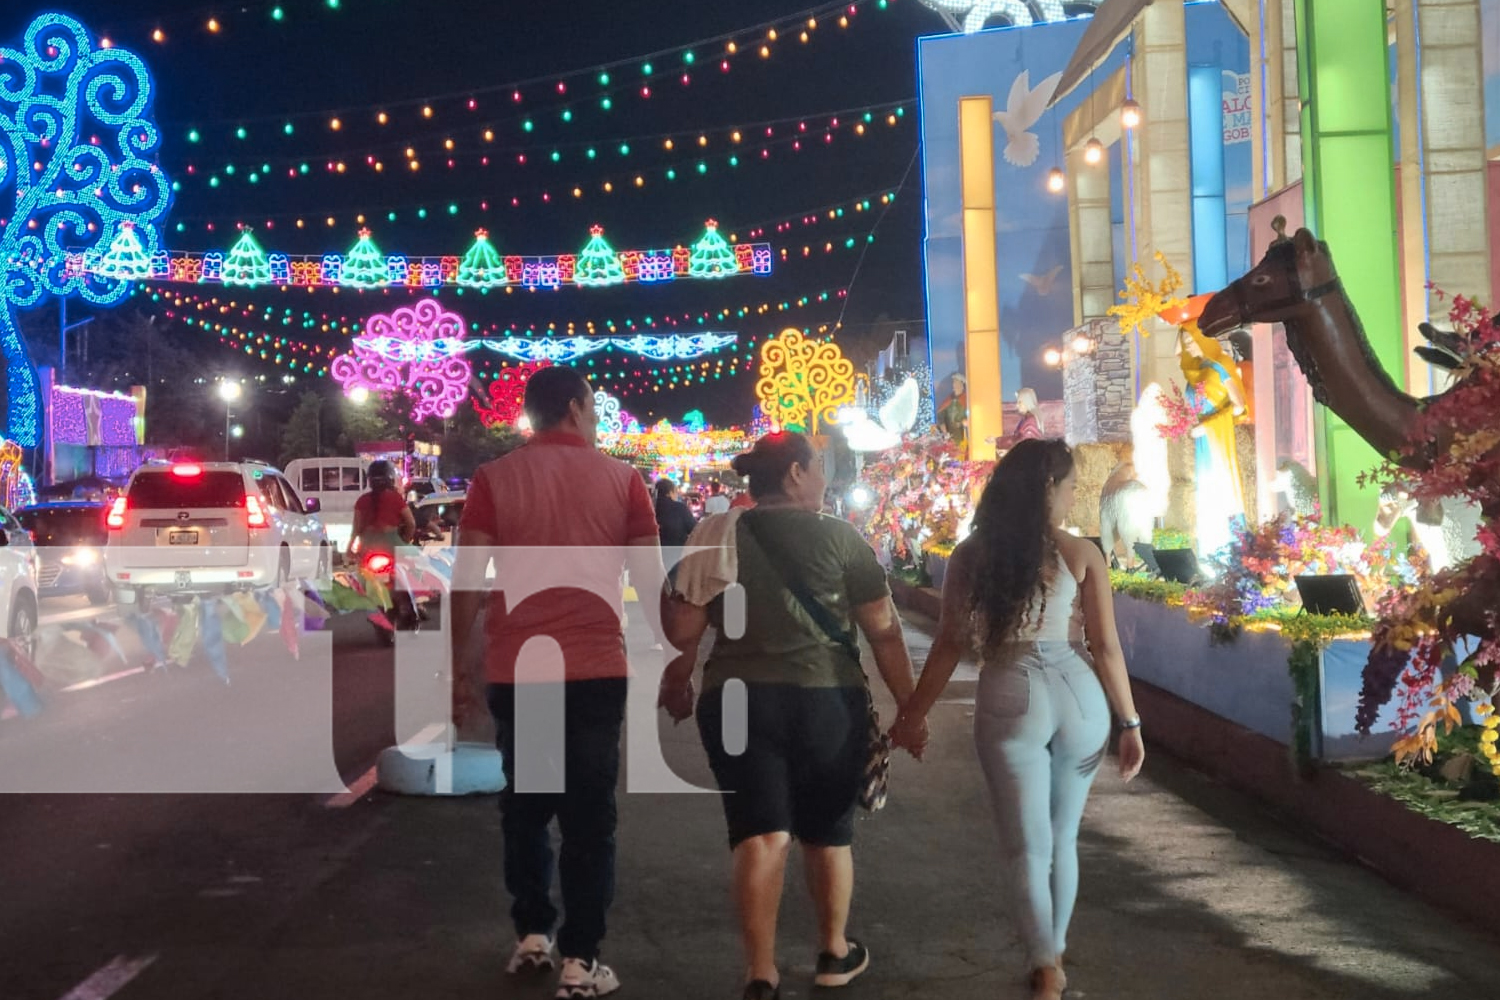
left=587, top=148, right=597, bottom=159
left=299, top=163, right=309, bottom=173
left=696, top=162, right=707, bottom=174
left=598, top=72, right=610, bottom=86
left=271, top=7, right=284, bottom=21
left=235, top=126, right=247, bottom=140
left=683, top=51, right=695, bottom=64
left=600, top=97, right=612, bottom=111
left=561, top=109, right=572, bottom=122
left=224, top=163, right=235, bottom=175
left=187, top=129, right=200, bottom=143
left=284, top=122, right=294, bottom=135
left=550, top=150, right=561, bottom=162
left=522, top=119, right=534, bottom=132
left=666, top=168, right=676, bottom=180
left=417, top=208, right=428, bottom=219
left=618, top=143, right=630, bottom=155
left=642, top=62, right=653, bottom=75
left=448, top=203, right=459, bottom=214
left=209, top=176, right=220, bottom=187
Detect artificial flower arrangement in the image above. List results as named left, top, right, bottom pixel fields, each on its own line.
left=1182, top=510, right=1408, bottom=642
left=853, top=433, right=993, bottom=574
left=1154, top=381, right=1202, bottom=441
left=1356, top=289, right=1500, bottom=777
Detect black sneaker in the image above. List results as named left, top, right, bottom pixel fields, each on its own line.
left=742, top=980, right=780, bottom=1000
left=814, top=938, right=870, bottom=988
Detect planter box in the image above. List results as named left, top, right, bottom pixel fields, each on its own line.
left=1112, top=594, right=1399, bottom=760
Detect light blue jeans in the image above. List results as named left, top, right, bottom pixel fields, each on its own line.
left=974, top=641, right=1110, bottom=970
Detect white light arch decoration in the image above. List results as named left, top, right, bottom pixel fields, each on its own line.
left=594, top=390, right=626, bottom=436
left=917, top=0, right=1088, bottom=33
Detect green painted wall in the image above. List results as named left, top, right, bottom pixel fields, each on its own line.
left=1293, top=0, right=1405, bottom=534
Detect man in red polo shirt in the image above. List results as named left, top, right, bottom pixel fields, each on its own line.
left=451, top=366, right=663, bottom=999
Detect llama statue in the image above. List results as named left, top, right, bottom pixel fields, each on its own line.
left=1373, top=488, right=1484, bottom=572
left=1099, top=384, right=1172, bottom=565
left=1270, top=459, right=1320, bottom=517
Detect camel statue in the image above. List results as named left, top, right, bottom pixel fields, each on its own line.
left=1198, top=222, right=1497, bottom=643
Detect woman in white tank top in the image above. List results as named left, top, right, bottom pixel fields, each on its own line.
left=890, top=439, right=1144, bottom=1000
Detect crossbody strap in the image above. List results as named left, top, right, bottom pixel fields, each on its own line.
left=741, top=512, right=862, bottom=667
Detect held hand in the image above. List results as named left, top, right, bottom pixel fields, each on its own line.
left=1117, top=727, right=1145, bottom=781
left=657, top=674, right=695, bottom=723
left=888, top=709, right=930, bottom=760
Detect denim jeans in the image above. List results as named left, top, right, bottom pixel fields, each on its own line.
left=974, top=642, right=1110, bottom=970
left=487, top=677, right=627, bottom=962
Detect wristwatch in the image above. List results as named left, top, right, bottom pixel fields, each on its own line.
left=1118, top=715, right=1142, bottom=730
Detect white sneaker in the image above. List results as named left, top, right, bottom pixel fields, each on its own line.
left=506, top=934, right=555, bottom=974
left=554, top=957, right=621, bottom=998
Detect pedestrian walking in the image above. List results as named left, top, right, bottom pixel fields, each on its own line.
left=889, top=438, right=1144, bottom=1000
left=450, top=365, right=666, bottom=1000
left=653, top=478, right=698, bottom=549
left=703, top=480, right=731, bottom=515
left=659, top=431, right=927, bottom=1000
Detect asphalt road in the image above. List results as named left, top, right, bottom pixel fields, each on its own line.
left=2, top=609, right=1499, bottom=1000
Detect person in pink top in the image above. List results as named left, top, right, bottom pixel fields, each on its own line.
left=451, top=366, right=664, bottom=1000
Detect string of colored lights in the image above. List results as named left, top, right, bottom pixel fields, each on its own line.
left=173, top=100, right=912, bottom=195
left=99, top=1, right=380, bottom=49
left=167, top=108, right=912, bottom=232
left=139, top=283, right=852, bottom=340
left=202, top=315, right=763, bottom=396
left=164, top=1, right=895, bottom=129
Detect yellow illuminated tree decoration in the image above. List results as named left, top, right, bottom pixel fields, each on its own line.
left=1108, top=251, right=1187, bottom=339
left=755, top=329, right=856, bottom=433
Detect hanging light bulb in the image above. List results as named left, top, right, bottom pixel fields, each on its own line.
left=1084, top=138, right=1105, bottom=165
left=1046, top=167, right=1065, bottom=193
left=1121, top=98, right=1142, bottom=130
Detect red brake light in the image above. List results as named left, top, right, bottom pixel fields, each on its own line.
left=106, top=496, right=127, bottom=529
left=364, top=552, right=394, bottom=574
left=245, top=493, right=269, bottom=529
left=171, top=463, right=203, bottom=478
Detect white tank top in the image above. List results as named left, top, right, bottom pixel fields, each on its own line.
left=1012, top=552, right=1083, bottom=643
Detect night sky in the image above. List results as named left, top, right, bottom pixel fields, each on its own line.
left=3, top=0, right=939, bottom=425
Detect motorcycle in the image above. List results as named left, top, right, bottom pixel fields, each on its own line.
left=360, top=548, right=426, bottom=647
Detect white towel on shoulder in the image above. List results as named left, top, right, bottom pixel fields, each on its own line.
left=672, top=509, right=744, bottom=607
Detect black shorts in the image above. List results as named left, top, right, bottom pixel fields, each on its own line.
left=696, top=682, right=867, bottom=849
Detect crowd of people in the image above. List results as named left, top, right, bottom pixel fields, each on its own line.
left=448, top=367, right=1143, bottom=1000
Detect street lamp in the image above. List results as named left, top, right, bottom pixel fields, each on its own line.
left=218, top=381, right=242, bottom=460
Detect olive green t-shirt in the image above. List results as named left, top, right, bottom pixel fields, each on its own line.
left=704, top=508, right=890, bottom=689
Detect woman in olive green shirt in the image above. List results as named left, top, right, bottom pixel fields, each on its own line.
left=661, top=431, right=927, bottom=1000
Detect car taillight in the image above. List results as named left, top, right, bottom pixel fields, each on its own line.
left=245, top=493, right=269, bottom=529
left=171, top=463, right=203, bottom=478
left=106, top=497, right=128, bottom=529
left=363, top=552, right=394, bottom=574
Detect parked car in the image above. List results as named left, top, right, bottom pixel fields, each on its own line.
left=15, top=501, right=110, bottom=605
left=0, top=506, right=40, bottom=650
left=404, top=476, right=447, bottom=503
left=104, top=460, right=332, bottom=606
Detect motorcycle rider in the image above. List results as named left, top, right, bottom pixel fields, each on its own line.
left=351, top=459, right=417, bottom=557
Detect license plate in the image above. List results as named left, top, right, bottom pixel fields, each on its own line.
left=168, top=530, right=199, bottom=545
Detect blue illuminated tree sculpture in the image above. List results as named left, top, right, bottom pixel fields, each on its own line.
left=0, top=13, right=172, bottom=446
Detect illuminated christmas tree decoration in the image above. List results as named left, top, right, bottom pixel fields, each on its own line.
left=755, top=329, right=855, bottom=433
left=689, top=221, right=738, bottom=278
left=96, top=222, right=153, bottom=281
left=331, top=298, right=471, bottom=421
left=340, top=229, right=386, bottom=288
left=457, top=229, right=505, bottom=288
left=574, top=225, right=626, bottom=287
left=222, top=228, right=271, bottom=287
left=0, top=14, right=172, bottom=445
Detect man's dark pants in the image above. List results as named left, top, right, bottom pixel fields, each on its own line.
left=487, top=677, right=627, bottom=963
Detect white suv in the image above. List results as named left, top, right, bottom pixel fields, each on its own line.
left=0, top=506, right=40, bottom=649
left=105, top=461, right=331, bottom=605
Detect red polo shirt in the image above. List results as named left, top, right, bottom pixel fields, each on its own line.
left=459, top=430, right=659, bottom=684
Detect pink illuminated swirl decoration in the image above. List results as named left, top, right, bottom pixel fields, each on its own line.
left=332, top=298, right=472, bottom=420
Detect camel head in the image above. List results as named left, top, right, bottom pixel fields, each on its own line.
left=1200, top=225, right=1341, bottom=337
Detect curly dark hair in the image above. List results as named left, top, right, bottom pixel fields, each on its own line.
left=967, top=438, right=1075, bottom=652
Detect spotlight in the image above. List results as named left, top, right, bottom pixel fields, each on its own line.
left=1046, top=167, right=1065, bottom=193
left=1121, top=98, right=1142, bottom=130
left=1043, top=347, right=1063, bottom=367
left=1072, top=335, right=1093, bottom=355
left=1084, top=138, right=1105, bottom=165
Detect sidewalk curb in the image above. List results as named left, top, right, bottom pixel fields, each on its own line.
left=890, top=579, right=1500, bottom=934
